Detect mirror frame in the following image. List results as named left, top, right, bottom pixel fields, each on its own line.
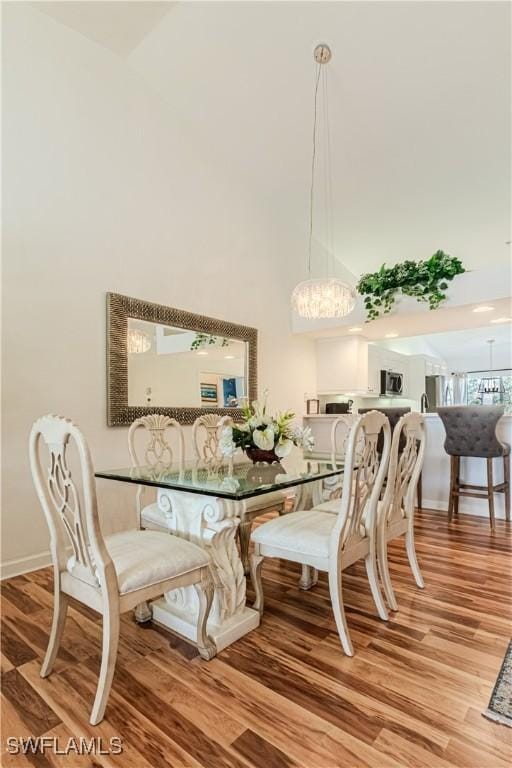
left=107, top=292, right=257, bottom=426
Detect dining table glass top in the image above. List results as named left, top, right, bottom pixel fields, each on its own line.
left=95, top=452, right=344, bottom=501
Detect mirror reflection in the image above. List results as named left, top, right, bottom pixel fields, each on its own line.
left=127, top=318, right=247, bottom=408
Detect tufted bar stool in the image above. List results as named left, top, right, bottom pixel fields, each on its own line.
left=437, top=406, right=510, bottom=530
left=358, top=407, right=423, bottom=509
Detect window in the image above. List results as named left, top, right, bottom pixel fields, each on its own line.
left=466, top=371, right=512, bottom=413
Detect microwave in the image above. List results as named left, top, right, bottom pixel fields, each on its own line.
left=380, top=369, right=404, bottom=396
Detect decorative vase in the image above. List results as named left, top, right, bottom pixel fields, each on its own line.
left=245, top=447, right=280, bottom=464
left=246, top=462, right=284, bottom=485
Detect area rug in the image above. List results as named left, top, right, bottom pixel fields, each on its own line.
left=484, top=641, right=512, bottom=727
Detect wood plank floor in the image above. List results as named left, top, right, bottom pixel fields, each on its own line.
left=1, top=509, right=511, bottom=767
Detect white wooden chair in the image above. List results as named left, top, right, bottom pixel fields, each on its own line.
left=377, top=412, right=426, bottom=611
left=297, top=414, right=364, bottom=590
left=192, top=413, right=288, bottom=574
left=30, top=415, right=215, bottom=726
left=128, top=414, right=185, bottom=532
left=192, top=413, right=233, bottom=465
left=250, top=411, right=391, bottom=656
left=313, top=415, right=366, bottom=508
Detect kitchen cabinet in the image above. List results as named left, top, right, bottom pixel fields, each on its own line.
left=316, top=337, right=369, bottom=395
left=367, top=346, right=410, bottom=396
left=367, top=345, right=381, bottom=395
left=425, top=358, right=448, bottom=376
left=316, top=337, right=410, bottom=397
left=407, top=354, right=448, bottom=406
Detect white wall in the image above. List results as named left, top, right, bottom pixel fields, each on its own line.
left=1, top=4, right=316, bottom=577
left=127, top=348, right=245, bottom=408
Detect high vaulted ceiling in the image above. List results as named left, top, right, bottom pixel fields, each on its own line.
left=34, top=1, right=510, bottom=282
left=36, top=1, right=175, bottom=56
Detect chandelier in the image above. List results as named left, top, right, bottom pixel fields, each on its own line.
left=291, top=44, right=355, bottom=320
left=477, top=339, right=504, bottom=395
left=127, top=329, right=151, bottom=354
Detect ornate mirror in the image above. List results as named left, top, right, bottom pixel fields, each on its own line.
left=107, top=293, right=257, bottom=426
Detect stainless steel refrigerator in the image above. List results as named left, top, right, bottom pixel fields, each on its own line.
left=424, top=374, right=467, bottom=411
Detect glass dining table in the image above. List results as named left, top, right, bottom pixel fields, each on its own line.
left=95, top=452, right=344, bottom=651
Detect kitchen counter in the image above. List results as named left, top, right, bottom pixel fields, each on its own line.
left=421, top=413, right=510, bottom=520
left=304, top=412, right=511, bottom=519
left=303, top=414, right=349, bottom=419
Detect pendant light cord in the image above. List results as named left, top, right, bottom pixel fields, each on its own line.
left=322, top=62, right=334, bottom=277
left=308, top=63, right=322, bottom=278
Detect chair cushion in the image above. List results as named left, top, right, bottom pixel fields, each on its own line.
left=245, top=491, right=287, bottom=513
left=252, top=509, right=336, bottom=558
left=314, top=499, right=341, bottom=514
left=140, top=503, right=171, bottom=530
left=68, top=530, right=209, bottom=595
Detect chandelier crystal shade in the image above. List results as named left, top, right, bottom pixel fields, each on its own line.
left=127, top=329, right=151, bottom=354
left=291, top=278, right=356, bottom=319
left=291, top=44, right=355, bottom=320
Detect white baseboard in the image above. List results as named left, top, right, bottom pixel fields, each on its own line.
left=422, top=498, right=506, bottom=521
left=1, top=550, right=52, bottom=580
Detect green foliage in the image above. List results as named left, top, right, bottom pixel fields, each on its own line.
left=356, top=250, right=465, bottom=322
left=190, top=333, right=229, bottom=350
left=275, top=410, right=295, bottom=432
left=231, top=424, right=253, bottom=450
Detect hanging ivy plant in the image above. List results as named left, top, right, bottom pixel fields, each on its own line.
left=357, top=250, right=465, bottom=322
left=190, top=332, right=229, bottom=351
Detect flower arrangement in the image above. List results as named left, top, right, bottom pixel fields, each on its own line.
left=219, top=391, right=315, bottom=463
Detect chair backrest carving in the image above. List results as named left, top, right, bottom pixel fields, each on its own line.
left=128, top=414, right=185, bottom=473
left=192, top=414, right=233, bottom=464
left=29, top=415, right=112, bottom=588
left=330, top=411, right=391, bottom=559
left=381, top=412, right=426, bottom=526
left=330, top=415, right=364, bottom=463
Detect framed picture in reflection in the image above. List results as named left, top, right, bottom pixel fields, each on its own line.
left=200, top=383, right=218, bottom=403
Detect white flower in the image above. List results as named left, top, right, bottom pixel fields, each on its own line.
left=248, top=415, right=263, bottom=429
left=275, top=438, right=293, bottom=458
left=284, top=422, right=301, bottom=441
left=253, top=426, right=275, bottom=451
left=300, top=426, right=315, bottom=452
left=219, top=426, right=237, bottom=456
left=251, top=389, right=269, bottom=421
left=282, top=423, right=314, bottom=451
